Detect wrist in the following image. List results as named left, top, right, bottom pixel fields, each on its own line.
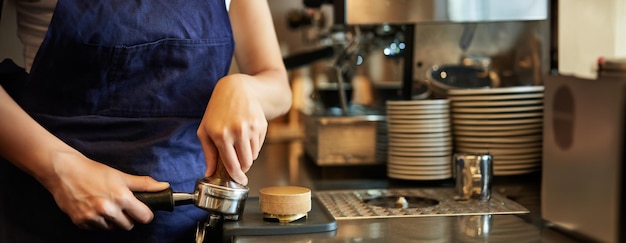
left=31, top=149, right=84, bottom=191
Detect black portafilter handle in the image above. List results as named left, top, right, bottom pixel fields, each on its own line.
left=303, top=0, right=333, bottom=8
left=133, top=187, right=194, bottom=212
left=283, top=46, right=335, bottom=70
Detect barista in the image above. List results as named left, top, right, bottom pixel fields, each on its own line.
left=0, top=0, right=292, bottom=242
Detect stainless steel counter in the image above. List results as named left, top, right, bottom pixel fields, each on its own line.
left=235, top=140, right=584, bottom=242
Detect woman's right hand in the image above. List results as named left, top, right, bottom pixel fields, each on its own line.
left=40, top=151, right=170, bottom=231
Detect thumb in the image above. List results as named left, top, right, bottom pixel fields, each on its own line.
left=124, top=175, right=170, bottom=192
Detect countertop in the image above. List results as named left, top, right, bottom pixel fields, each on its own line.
left=228, top=140, right=586, bottom=243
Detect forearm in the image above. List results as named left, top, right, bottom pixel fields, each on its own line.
left=226, top=70, right=291, bottom=120
left=252, top=70, right=292, bottom=120
left=228, top=0, right=292, bottom=121
left=0, top=86, right=78, bottom=185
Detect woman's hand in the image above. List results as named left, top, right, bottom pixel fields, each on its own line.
left=41, top=151, right=170, bottom=231
left=0, top=87, right=169, bottom=231
left=196, top=0, right=293, bottom=184
left=197, top=74, right=268, bottom=185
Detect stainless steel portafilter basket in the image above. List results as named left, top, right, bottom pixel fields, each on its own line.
left=194, top=167, right=249, bottom=220
left=134, top=161, right=249, bottom=220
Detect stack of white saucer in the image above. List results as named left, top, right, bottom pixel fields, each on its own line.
left=447, top=86, right=544, bottom=176
left=385, top=99, right=453, bottom=180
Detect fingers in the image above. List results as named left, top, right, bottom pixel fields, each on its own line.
left=254, top=126, right=267, bottom=160
left=198, top=133, right=219, bottom=177
left=73, top=207, right=112, bottom=231
left=121, top=194, right=155, bottom=225
left=199, top=120, right=267, bottom=186
left=70, top=175, right=167, bottom=231
left=248, top=126, right=265, bottom=162
left=219, top=122, right=267, bottom=185
left=99, top=198, right=138, bottom=230
left=122, top=175, right=170, bottom=224
left=70, top=191, right=144, bottom=231
left=125, top=175, right=170, bottom=192
left=199, top=133, right=247, bottom=183
left=49, top=155, right=168, bottom=232
left=235, top=137, right=253, bottom=173
left=219, top=144, right=249, bottom=185
left=200, top=138, right=249, bottom=185
left=77, top=217, right=110, bottom=231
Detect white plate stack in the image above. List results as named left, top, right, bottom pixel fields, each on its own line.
left=447, top=86, right=544, bottom=176
left=385, top=99, right=453, bottom=180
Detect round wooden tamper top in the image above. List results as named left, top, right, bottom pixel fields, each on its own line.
left=259, top=186, right=311, bottom=222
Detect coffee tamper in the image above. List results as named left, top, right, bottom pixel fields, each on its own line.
left=134, top=160, right=249, bottom=241
left=194, top=162, right=249, bottom=220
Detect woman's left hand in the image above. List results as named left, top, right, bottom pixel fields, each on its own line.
left=197, top=74, right=267, bottom=185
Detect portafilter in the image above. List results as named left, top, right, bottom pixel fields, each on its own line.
left=133, top=160, right=249, bottom=220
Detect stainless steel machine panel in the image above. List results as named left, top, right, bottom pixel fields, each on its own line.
left=542, top=75, right=625, bottom=243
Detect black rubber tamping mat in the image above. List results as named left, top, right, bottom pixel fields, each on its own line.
left=222, top=197, right=338, bottom=237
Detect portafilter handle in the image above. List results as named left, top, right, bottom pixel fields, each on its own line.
left=133, top=188, right=194, bottom=212
left=133, top=159, right=249, bottom=219
left=132, top=161, right=233, bottom=212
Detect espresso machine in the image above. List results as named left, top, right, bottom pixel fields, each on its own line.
left=283, top=0, right=549, bottom=166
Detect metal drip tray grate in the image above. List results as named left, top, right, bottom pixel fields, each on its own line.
left=315, top=188, right=529, bottom=220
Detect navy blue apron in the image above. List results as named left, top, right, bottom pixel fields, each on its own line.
left=0, top=0, right=234, bottom=242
